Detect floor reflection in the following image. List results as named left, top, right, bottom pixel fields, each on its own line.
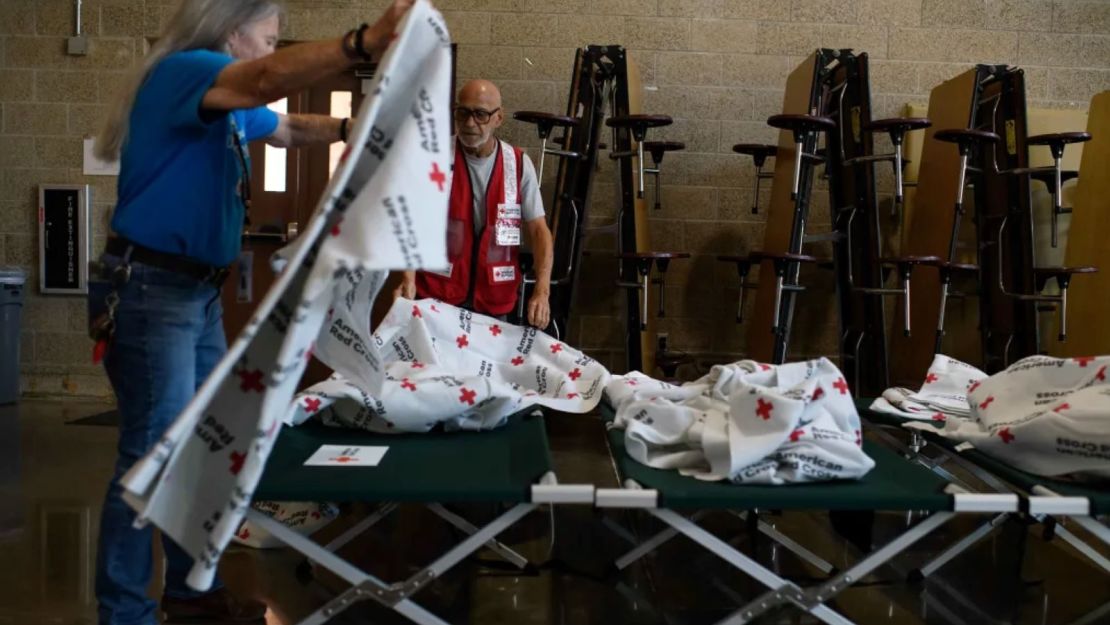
left=1, top=401, right=1108, bottom=625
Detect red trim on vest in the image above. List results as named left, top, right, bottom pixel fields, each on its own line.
left=416, top=140, right=524, bottom=315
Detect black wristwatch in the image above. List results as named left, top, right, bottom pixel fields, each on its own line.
left=342, top=23, right=373, bottom=62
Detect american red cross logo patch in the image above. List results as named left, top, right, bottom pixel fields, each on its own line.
left=304, top=397, right=321, bottom=414
left=755, top=398, right=773, bottom=420
left=511, top=356, right=524, bottom=366
left=429, top=162, right=447, bottom=191
left=456, top=334, right=469, bottom=349
left=925, top=373, right=939, bottom=384
left=238, top=369, right=265, bottom=393
left=490, top=325, right=502, bottom=336
left=550, top=343, right=563, bottom=354
left=229, top=451, right=246, bottom=475
left=568, top=368, right=582, bottom=381
left=833, top=378, right=849, bottom=395
left=459, top=387, right=477, bottom=405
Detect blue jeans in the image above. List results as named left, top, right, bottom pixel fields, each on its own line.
left=92, top=256, right=227, bottom=625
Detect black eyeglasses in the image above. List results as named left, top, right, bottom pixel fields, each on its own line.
left=453, top=106, right=501, bottom=125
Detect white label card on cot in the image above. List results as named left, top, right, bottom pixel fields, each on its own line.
left=304, top=445, right=389, bottom=467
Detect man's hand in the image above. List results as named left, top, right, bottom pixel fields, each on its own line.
left=393, top=271, right=416, bottom=300
left=527, top=289, right=551, bottom=329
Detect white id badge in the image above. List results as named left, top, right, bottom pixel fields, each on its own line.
left=496, top=204, right=522, bottom=246
left=497, top=204, right=522, bottom=220
left=496, top=222, right=521, bottom=246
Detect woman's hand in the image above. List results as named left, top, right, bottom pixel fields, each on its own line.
left=393, top=271, right=417, bottom=301
left=361, top=0, right=417, bottom=56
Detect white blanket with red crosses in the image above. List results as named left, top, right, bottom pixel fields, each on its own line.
left=869, top=354, right=987, bottom=422
left=283, top=297, right=608, bottom=432
left=904, top=355, right=1110, bottom=480
left=605, top=358, right=875, bottom=485
left=118, top=1, right=453, bottom=591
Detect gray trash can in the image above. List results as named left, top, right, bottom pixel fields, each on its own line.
left=0, top=267, right=26, bottom=405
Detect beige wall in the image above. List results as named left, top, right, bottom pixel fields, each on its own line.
left=2, top=0, right=1108, bottom=398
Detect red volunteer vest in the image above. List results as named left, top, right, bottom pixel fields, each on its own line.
left=416, top=140, right=525, bottom=315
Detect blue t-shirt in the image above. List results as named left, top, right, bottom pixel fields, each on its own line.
left=112, top=49, right=279, bottom=267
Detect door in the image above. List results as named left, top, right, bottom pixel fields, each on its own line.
left=220, top=65, right=367, bottom=387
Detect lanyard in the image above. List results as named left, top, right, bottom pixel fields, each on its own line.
left=229, top=115, right=253, bottom=227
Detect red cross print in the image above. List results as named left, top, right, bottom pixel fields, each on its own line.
left=1053, top=402, right=1069, bottom=413
left=459, top=387, right=477, bottom=405
left=550, top=343, right=564, bottom=355
left=626, top=379, right=638, bottom=386
left=789, top=428, right=804, bottom=443
left=412, top=361, right=425, bottom=369
left=429, top=163, right=447, bottom=191
left=238, top=369, right=265, bottom=393
left=811, top=386, right=824, bottom=401
left=456, top=334, right=469, bottom=349
left=1098, top=366, right=1107, bottom=382
left=1074, top=356, right=1096, bottom=367
left=755, top=398, right=774, bottom=420
left=238, top=527, right=250, bottom=540
left=511, top=356, right=524, bottom=366
left=925, top=373, right=939, bottom=384
left=304, top=397, right=322, bottom=414
left=568, top=368, right=582, bottom=381
left=979, top=396, right=995, bottom=410
left=998, top=428, right=1015, bottom=444
left=758, top=363, right=772, bottom=371
left=332, top=456, right=355, bottom=463
left=412, top=306, right=422, bottom=318
left=490, top=325, right=502, bottom=336
left=401, top=378, right=417, bottom=391
left=832, top=377, right=849, bottom=395
left=567, top=392, right=579, bottom=399
left=229, top=451, right=246, bottom=475
left=932, top=412, right=947, bottom=422
left=968, top=381, right=982, bottom=394
left=330, top=221, right=343, bottom=237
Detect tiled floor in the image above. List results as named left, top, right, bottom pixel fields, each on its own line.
left=1, top=400, right=1108, bottom=625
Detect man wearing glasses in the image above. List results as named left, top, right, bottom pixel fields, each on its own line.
left=400, top=79, right=553, bottom=329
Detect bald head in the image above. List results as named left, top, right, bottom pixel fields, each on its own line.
left=458, top=79, right=502, bottom=109
left=456, top=79, right=505, bottom=154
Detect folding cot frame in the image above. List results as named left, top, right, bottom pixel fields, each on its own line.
left=248, top=409, right=596, bottom=625
left=593, top=411, right=1019, bottom=625
left=858, top=404, right=1110, bottom=581
left=243, top=404, right=1106, bottom=625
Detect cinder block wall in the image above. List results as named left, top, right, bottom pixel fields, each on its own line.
left=2, top=0, right=1107, bottom=398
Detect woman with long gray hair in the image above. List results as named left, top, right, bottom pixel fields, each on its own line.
left=91, top=0, right=416, bottom=622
